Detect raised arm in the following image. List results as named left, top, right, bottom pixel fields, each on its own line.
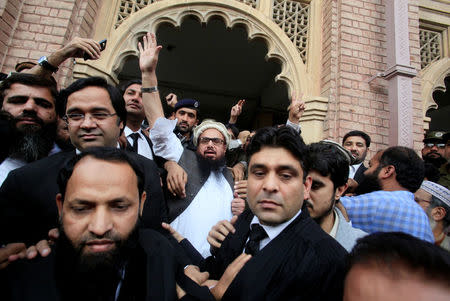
left=139, top=32, right=164, bottom=128
left=25, top=37, right=102, bottom=78
left=228, top=99, right=245, bottom=125
left=286, top=91, right=305, bottom=132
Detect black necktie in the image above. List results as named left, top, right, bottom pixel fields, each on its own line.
left=129, top=133, right=140, bottom=153
left=244, top=224, right=268, bottom=256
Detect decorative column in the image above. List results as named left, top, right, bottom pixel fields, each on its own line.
left=384, top=0, right=417, bottom=147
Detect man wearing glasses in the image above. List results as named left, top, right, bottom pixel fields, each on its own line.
left=0, top=77, right=165, bottom=255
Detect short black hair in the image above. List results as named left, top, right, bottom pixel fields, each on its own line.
left=0, top=73, right=58, bottom=109
left=118, top=79, right=142, bottom=95
left=57, top=147, right=145, bottom=201
left=343, top=130, right=371, bottom=148
left=57, top=77, right=127, bottom=132
left=347, top=232, right=450, bottom=287
left=379, top=146, right=424, bottom=193
left=246, top=126, right=308, bottom=180
left=306, top=143, right=349, bottom=189
left=429, top=195, right=450, bottom=228
left=424, top=162, right=440, bottom=183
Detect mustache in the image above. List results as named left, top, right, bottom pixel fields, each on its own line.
left=79, top=231, right=121, bottom=246
left=14, top=111, right=44, bottom=126
left=255, top=192, right=284, bottom=205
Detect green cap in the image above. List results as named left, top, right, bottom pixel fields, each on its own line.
left=423, top=131, right=447, bottom=143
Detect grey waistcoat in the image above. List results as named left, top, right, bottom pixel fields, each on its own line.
left=167, top=149, right=234, bottom=223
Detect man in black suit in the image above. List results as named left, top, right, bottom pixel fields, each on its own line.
left=0, top=77, right=165, bottom=249
left=119, top=79, right=156, bottom=160
left=179, top=126, right=348, bottom=300
left=342, top=130, right=371, bottom=186
left=0, top=148, right=212, bottom=300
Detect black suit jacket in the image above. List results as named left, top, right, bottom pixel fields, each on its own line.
left=353, top=163, right=367, bottom=184
left=0, top=150, right=167, bottom=245
left=199, top=208, right=348, bottom=301
left=0, top=229, right=213, bottom=301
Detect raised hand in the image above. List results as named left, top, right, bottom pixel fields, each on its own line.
left=229, top=99, right=245, bottom=124
left=287, top=91, right=305, bottom=124
left=166, top=93, right=178, bottom=108
left=138, top=32, right=162, bottom=75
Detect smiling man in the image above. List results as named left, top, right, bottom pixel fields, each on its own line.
left=195, top=126, right=348, bottom=300
left=0, top=73, right=58, bottom=185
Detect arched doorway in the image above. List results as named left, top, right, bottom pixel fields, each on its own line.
left=427, top=74, right=450, bottom=131
left=118, top=16, right=289, bottom=130
left=73, top=0, right=328, bottom=142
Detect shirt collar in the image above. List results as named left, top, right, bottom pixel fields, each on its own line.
left=329, top=209, right=339, bottom=238
left=124, top=126, right=141, bottom=137
left=250, top=209, right=302, bottom=241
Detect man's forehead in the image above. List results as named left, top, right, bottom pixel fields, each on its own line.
left=5, top=82, right=54, bottom=100
left=125, top=84, right=142, bottom=92
left=67, top=86, right=114, bottom=111
left=345, top=136, right=366, bottom=145
left=250, top=147, right=302, bottom=169
left=200, top=128, right=224, bottom=138
left=176, top=107, right=197, bottom=116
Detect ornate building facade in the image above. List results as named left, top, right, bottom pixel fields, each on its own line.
left=0, top=0, right=449, bottom=153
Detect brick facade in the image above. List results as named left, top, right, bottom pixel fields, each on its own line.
left=0, top=0, right=102, bottom=87
left=0, top=0, right=443, bottom=152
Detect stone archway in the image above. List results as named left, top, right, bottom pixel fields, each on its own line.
left=73, top=0, right=327, bottom=142
left=420, top=57, right=450, bottom=131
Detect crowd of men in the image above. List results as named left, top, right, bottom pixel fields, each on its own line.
left=0, top=33, right=449, bottom=300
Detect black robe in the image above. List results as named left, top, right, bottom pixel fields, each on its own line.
left=0, top=229, right=213, bottom=301
left=197, top=208, right=348, bottom=301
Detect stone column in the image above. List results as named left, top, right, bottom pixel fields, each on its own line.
left=384, top=0, right=417, bottom=147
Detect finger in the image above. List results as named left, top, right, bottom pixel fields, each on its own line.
left=238, top=99, right=245, bottom=107
left=230, top=215, right=238, bottom=225
left=161, top=222, right=174, bottom=234
left=138, top=41, right=143, bottom=53
left=207, top=236, right=222, bottom=249
left=26, top=246, right=37, bottom=259
left=36, top=240, right=51, bottom=257
left=48, top=228, right=60, bottom=240
left=167, top=178, right=176, bottom=196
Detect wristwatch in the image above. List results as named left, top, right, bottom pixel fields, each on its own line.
left=38, top=56, right=58, bottom=73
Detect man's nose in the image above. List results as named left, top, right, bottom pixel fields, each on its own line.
left=80, top=114, right=97, bottom=128
left=88, top=208, right=113, bottom=237
left=23, top=98, right=37, bottom=112
left=262, top=172, right=279, bottom=193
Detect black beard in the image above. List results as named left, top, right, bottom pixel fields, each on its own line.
left=55, top=221, right=140, bottom=300
left=175, top=123, right=191, bottom=135
left=197, top=152, right=226, bottom=171
left=354, top=167, right=382, bottom=195
left=8, top=118, right=56, bottom=162
left=423, top=153, right=446, bottom=168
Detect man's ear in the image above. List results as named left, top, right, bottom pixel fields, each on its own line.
left=335, top=183, right=348, bottom=200
left=431, top=206, right=446, bottom=222
left=303, top=175, right=312, bottom=201
left=380, top=165, right=395, bottom=179
left=139, top=191, right=147, bottom=216
left=56, top=193, right=63, bottom=218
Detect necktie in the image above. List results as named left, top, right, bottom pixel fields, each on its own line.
left=244, top=224, right=268, bottom=256
left=129, top=133, right=140, bottom=153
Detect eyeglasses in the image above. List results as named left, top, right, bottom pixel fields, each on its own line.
left=63, top=112, right=117, bottom=124
left=424, top=143, right=445, bottom=148
left=199, top=137, right=225, bottom=146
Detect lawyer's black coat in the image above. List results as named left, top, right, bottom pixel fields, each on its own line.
left=199, top=208, right=348, bottom=301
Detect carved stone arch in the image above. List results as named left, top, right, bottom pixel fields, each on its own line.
left=420, top=57, right=450, bottom=122
left=74, top=0, right=312, bottom=95
left=73, top=0, right=327, bottom=142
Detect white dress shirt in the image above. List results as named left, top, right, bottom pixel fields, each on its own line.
left=0, top=157, right=26, bottom=187
left=348, top=162, right=363, bottom=179
left=124, top=126, right=153, bottom=160
left=249, top=209, right=302, bottom=251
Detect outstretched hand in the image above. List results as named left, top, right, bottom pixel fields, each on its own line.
left=287, top=91, right=305, bottom=123
left=138, top=32, right=162, bottom=75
